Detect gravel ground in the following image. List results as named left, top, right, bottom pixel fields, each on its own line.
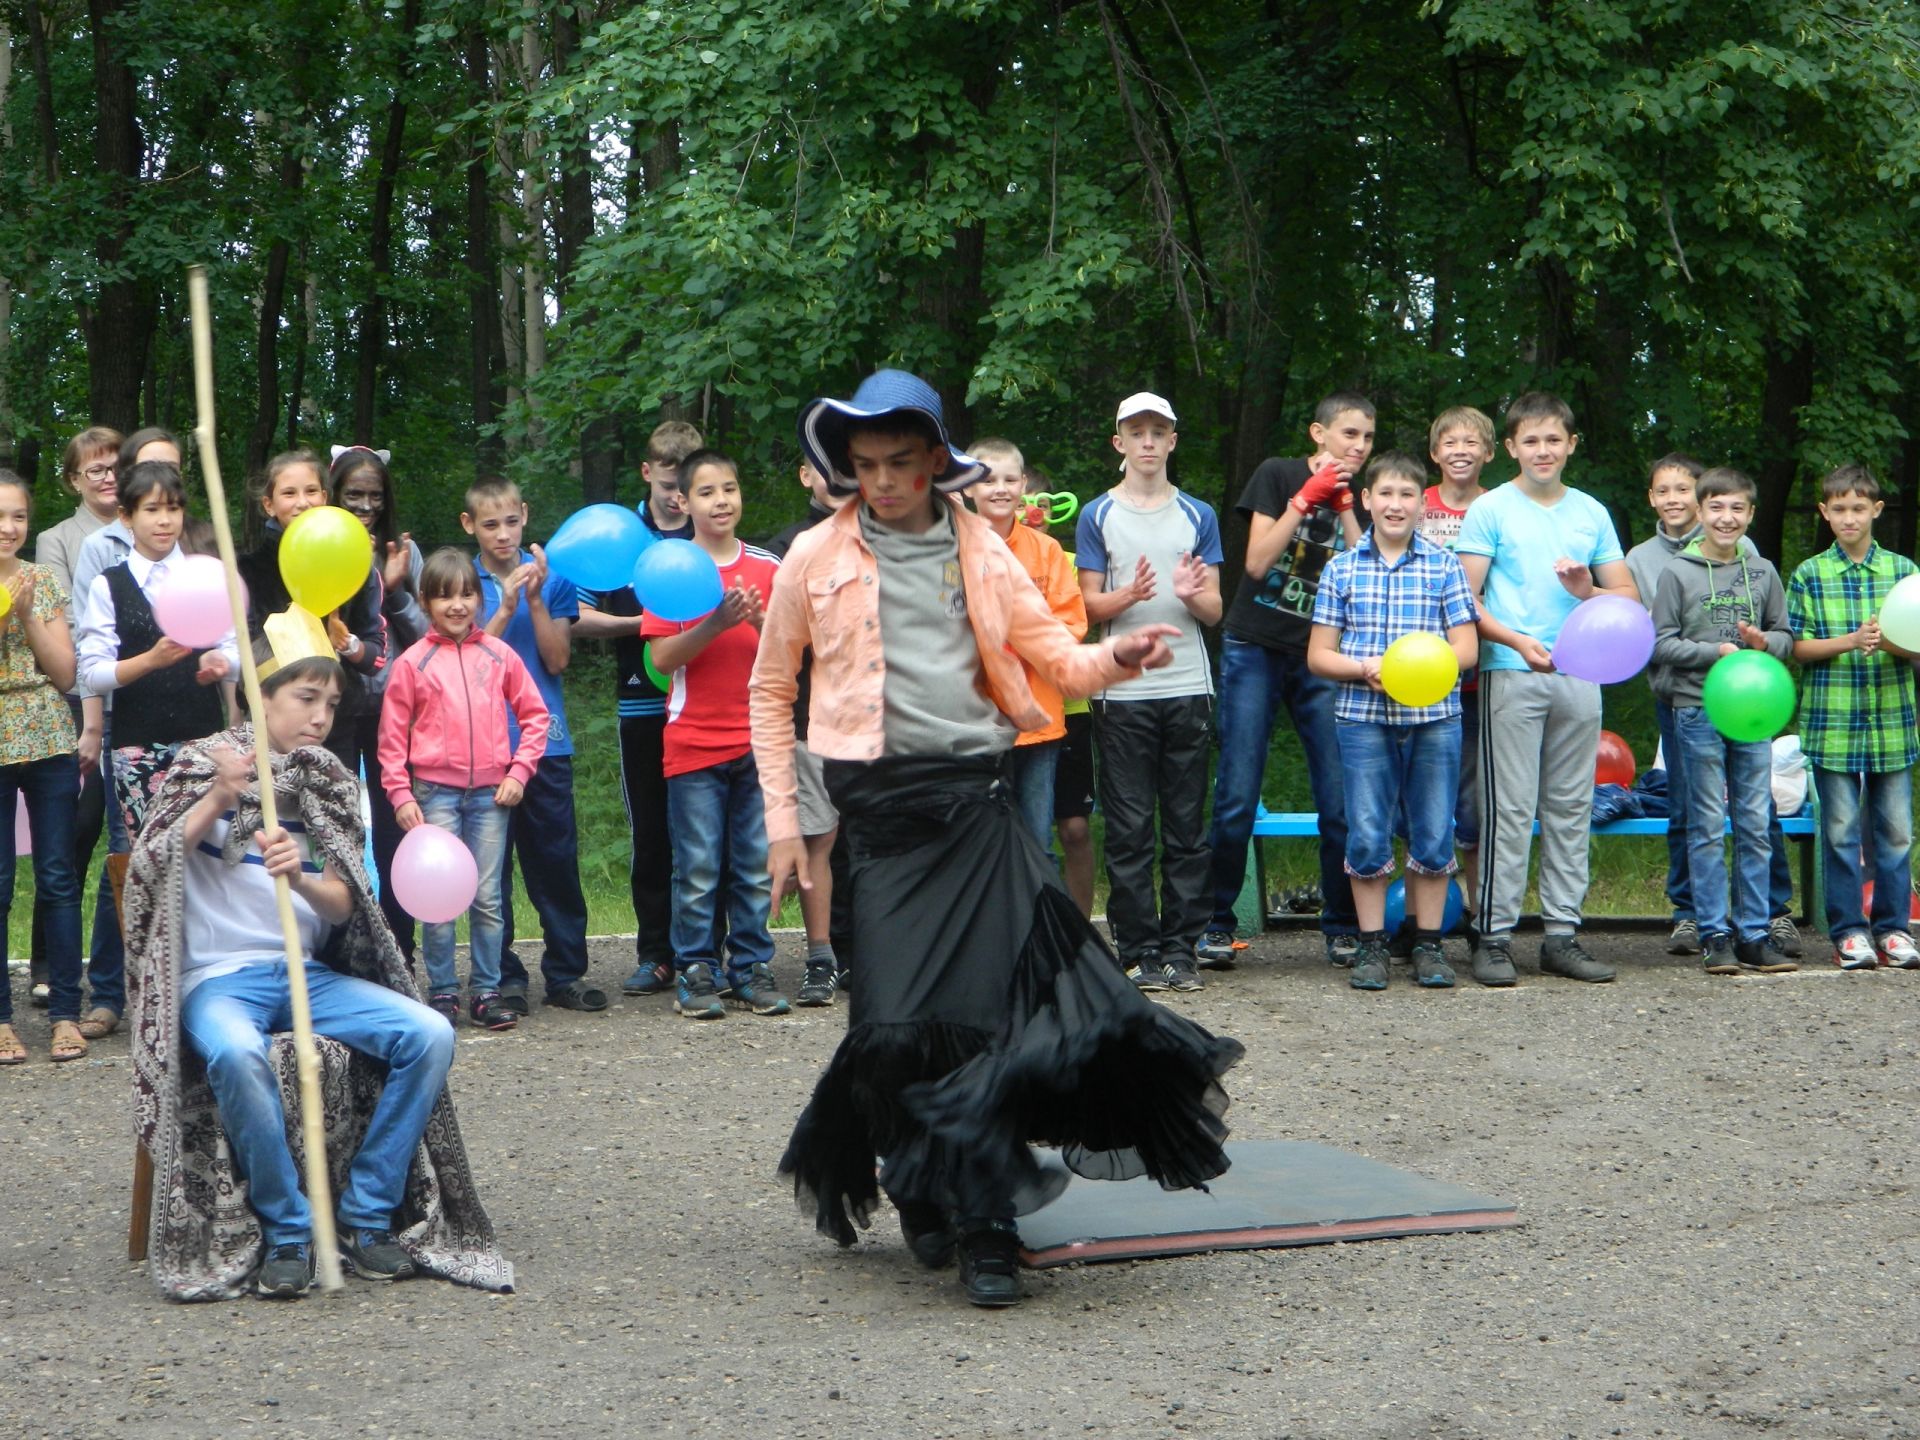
left=2, top=926, right=1917, bottom=1440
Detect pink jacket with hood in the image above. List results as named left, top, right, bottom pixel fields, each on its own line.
left=378, top=628, right=550, bottom=807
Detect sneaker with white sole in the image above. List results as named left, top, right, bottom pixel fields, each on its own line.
left=1878, top=931, right=1920, bottom=969
left=1666, top=918, right=1700, bottom=956
left=1835, top=931, right=1879, bottom=970
left=1196, top=930, right=1243, bottom=970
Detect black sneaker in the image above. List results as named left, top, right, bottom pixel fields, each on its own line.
left=1736, top=938, right=1797, bottom=974
left=1349, top=940, right=1389, bottom=991
left=1703, top=933, right=1741, bottom=975
left=1412, top=941, right=1455, bottom=988
left=469, top=992, right=519, bottom=1030
left=1127, top=956, right=1168, bottom=992
left=1667, top=918, right=1701, bottom=956
left=254, top=1241, right=313, bottom=1298
left=1470, top=935, right=1517, bottom=987
left=495, top=986, right=530, bottom=1017
left=1196, top=930, right=1241, bottom=970
left=956, top=1220, right=1022, bottom=1308
left=427, top=992, right=460, bottom=1025
left=1767, top=915, right=1803, bottom=959
left=674, top=962, right=727, bottom=1020
left=727, top=963, right=791, bottom=1016
left=1162, top=953, right=1204, bottom=992
left=898, top=1200, right=957, bottom=1269
left=1325, top=934, right=1361, bottom=968
left=1539, top=934, right=1615, bottom=983
left=339, top=1227, right=418, bottom=1281
left=796, top=959, right=838, bottom=1007
left=622, top=961, right=675, bottom=996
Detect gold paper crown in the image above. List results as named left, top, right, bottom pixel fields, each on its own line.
left=259, top=604, right=335, bottom=679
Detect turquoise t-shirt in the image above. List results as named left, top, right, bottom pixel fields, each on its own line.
left=1453, top=482, right=1624, bottom=672
left=474, top=550, right=580, bottom=756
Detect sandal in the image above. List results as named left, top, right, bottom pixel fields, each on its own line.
left=541, top=980, right=609, bottom=1012
left=75, top=1007, right=120, bottom=1039
left=50, top=1020, right=89, bottom=1063
left=0, top=1023, right=25, bottom=1065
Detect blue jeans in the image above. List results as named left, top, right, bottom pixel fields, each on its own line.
left=0, top=753, right=83, bottom=1023
left=1654, top=699, right=1693, bottom=923
left=1674, top=707, right=1773, bottom=943
left=181, top=960, right=454, bottom=1244
left=1812, top=765, right=1914, bottom=941
left=499, top=755, right=592, bottom=995
left=1205, top=638, right=1356, bottom=935
left=1337, top=717, right=1461, bottom=878
left=667, top=754, right=774, bottom=982
left=416, top=783, right=510, bottom=996
left=1008, top=741, right=1060, bottom=852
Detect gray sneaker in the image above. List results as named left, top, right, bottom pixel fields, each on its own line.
left=1767, top=915, right=1803, bottom=959
left=1411, top=941, right=1455, bottom=988
left=254, top=1242, right=313, bottom=1298
left=1326, top=933, right=1361, bottom=969
left=1349, top=940, right=1389, bottom=991
left=1196, top=930, right=1242, bottom=970
left=1470, top=935, right=1518, bottom=987
left=1666, top=918, right=1700, bottom=955
left=1539, top=934, right=1615, bottom=983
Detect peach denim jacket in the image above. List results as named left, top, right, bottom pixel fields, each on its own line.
left=750, top=496, right=1141, bottom=843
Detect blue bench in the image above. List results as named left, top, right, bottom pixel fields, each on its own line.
left=1247, top=805, right=1819, bottom=928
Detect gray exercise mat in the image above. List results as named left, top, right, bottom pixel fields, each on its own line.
left=1019, top=1139, right=1520, bottom=1268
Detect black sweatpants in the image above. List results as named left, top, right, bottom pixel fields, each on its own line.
left=1093, top=694, right=1213, bottom=966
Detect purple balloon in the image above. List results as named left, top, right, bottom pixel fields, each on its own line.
left=1552, top=594, right=1655, bottom=685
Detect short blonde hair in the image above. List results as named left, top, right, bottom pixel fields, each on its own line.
left=646, top=420, right=704, bottom=467
left=1428, top=407, right=1494, bottom=452
left=969, top=436, right=1024, bottom=473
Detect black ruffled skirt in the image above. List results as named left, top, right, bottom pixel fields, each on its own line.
left=780, top=754, right=1244, bottom=1245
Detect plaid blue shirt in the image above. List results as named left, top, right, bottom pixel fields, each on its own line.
left=1786, top=541, right=1919, bottom=773
left=1313, top=529, right=1478, bottom=724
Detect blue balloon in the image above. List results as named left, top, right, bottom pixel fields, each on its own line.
left=545, top=504, right=651, bottom=591
left=633, top=539, right=724, bottom=622
left=1385, top=877, right=1465, bottom=935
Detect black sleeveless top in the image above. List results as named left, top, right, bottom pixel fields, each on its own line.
left=104, top=561, right=225, bottom=749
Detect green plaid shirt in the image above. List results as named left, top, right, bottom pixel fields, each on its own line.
left=1786, top=541, right=1919, bottom=772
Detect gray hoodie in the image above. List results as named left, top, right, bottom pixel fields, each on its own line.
left=1650, top=542, right=1793, bottom=707
left=1625, top=523, right=1701, bottom=609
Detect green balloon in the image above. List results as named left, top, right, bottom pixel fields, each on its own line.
left=1701, top=650, right=1796, bottom=743
left=642, top=642, right=670, bottom=693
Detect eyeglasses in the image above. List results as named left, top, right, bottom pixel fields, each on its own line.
left=82, top=464, right=116, bottom=481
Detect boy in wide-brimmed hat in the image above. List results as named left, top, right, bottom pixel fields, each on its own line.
left=752, top=369, right=1242, bottom=1310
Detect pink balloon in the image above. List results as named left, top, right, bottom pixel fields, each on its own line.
left=391, top=824, right=479, bottom=924
left=12, top=793, right=29, bottom=857
left=150, top=554, right=240, bottom=649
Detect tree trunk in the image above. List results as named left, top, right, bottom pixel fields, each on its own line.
left=352, top=0, right=416, bottom=444
left=248, top=109, right=306, bottom=476
left=83, top=0, right=158, bottom=433
left=465, top=26, right=504, bottom=469
left=1752, top=336, right=1814, bottom=564
left=0, top=20, right=15, bottom=472
left=288, top=259, right=312, bottom=450
left=552, top=9, right=616, bottom=502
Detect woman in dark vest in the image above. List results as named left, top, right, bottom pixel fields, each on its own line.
left=74, top=461, right=237, bottom=837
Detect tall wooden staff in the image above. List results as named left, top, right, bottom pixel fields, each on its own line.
left=188, top=265, right=344, bottom=1292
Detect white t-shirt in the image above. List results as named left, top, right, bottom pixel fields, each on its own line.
left=1075, top=487, right=1224, bottom=701
left=181, top=811, right=329, bottom=995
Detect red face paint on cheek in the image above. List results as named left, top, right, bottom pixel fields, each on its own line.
left=913, top=475, right=929, bottom=492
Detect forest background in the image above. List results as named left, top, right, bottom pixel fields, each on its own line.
left=4, top=0, right=1920, bottom=941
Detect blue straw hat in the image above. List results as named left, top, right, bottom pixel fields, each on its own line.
left=797, top=369, right=986, bottom=496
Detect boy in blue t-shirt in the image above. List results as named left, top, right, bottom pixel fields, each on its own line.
left=1453, top=393, right=1635, bottom=987
left=462, top=477, right=605, bottom=1013
left=1308, top=452, right=1479, bottom=990
left=1076, top=392, right=1224, bottom=993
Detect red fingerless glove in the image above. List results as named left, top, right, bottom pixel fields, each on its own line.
left=1289, top=465, right=1345, bottom=515
left=1331, top=480, right=1355, bottom=513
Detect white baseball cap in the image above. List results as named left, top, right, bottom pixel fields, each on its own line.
left=1115, top=392, right=1177, bottom=427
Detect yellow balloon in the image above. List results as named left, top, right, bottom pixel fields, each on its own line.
left=280, top=505, right=373, bottom=616
left=1379, top=631, right=1459, bottom=708
left=0, top=582, right=11, bottom=621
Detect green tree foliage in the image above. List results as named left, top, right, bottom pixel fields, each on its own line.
left=0, top=0, right=1912, bottom=566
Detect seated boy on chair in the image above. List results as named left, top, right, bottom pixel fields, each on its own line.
left=127, top=610, right=508, bottom=1302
